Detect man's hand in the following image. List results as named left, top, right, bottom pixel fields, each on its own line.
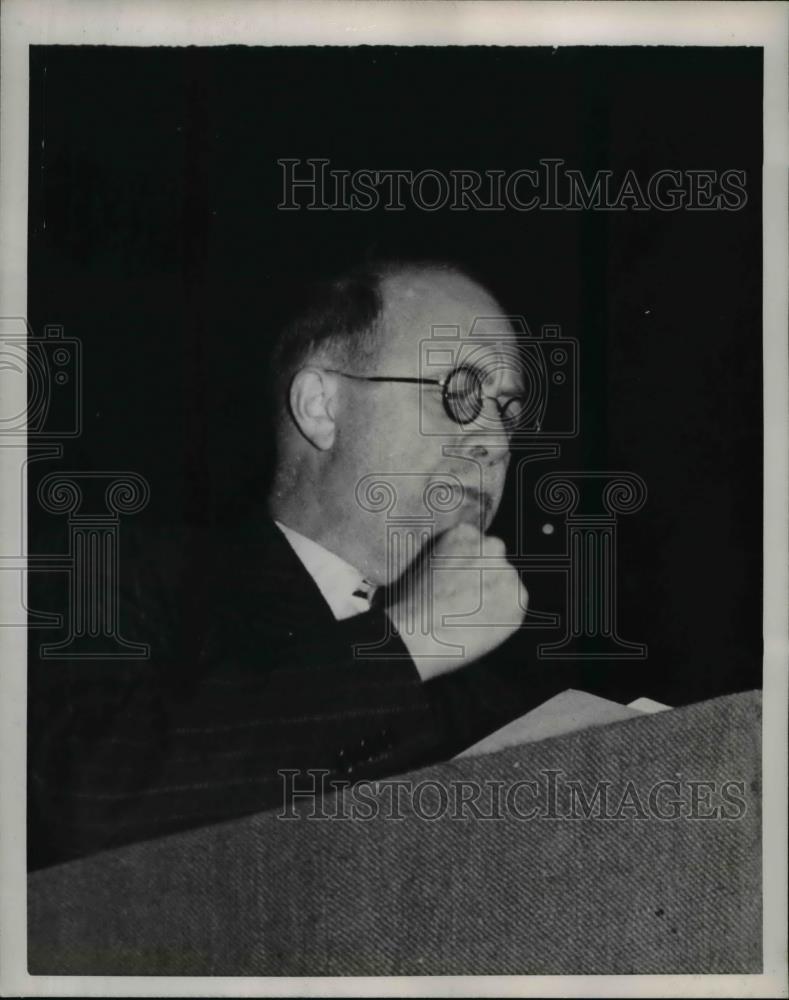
left=384, top=523, right=528, bottom=682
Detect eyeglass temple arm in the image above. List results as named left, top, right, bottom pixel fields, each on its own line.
left=323, top=369, right=537, bottom=427
left=324, top=371, right=529, bottom=400
left=322, top=370, right=442, bottom=386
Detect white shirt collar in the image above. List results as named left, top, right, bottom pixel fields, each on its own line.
left=275, top=521, right=374, bottom=621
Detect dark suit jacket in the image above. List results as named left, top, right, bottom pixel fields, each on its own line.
left=28, top=516, right=447, bottom=869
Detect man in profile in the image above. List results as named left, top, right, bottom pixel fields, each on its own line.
left=29, top=259, right=531, bottom=866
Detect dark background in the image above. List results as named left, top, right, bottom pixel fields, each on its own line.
left=27, top=46, right=762, bottom=732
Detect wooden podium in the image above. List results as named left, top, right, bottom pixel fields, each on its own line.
left=28, top=691, right=761, bottom=975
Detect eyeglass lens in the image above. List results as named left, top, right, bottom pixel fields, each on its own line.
left=442, top=365, right=528, bottom=431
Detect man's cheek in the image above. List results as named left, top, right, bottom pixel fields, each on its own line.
left=485, top=494, right=503, bottom=530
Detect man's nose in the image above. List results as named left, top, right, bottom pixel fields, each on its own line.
left=468, top=440, right=510, bottom=463
left=446, top=436, right=511, bottom=465
left=468, top=414, right=514, bottom=458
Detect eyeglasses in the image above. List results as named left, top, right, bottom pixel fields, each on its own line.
left=322, top=364, right=536, bottom=433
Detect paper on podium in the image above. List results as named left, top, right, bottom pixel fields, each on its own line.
left=457, top=689, right=670, bottom=759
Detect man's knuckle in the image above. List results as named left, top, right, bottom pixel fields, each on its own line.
left=441, top=524, right=470, bottom=549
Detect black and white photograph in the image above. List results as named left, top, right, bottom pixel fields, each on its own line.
left=0, top=1, right=786, bottom=995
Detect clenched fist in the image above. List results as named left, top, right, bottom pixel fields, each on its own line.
left=384, top=522, right=528, bottom=681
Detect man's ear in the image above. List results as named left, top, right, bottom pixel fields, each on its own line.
left=288, top=367, right=338, bottom=450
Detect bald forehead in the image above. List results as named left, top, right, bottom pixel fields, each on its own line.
left=372, top=268, right=518, bottom=389
left=378, top=267, right=511, bottom=346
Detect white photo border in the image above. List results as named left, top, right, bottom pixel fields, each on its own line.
left=1, top=2, right=786, bottom=997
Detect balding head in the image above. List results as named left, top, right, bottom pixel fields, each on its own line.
left=377, top=265, right=505, bottom=347
left=267, top=260, right=479, bottom=414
